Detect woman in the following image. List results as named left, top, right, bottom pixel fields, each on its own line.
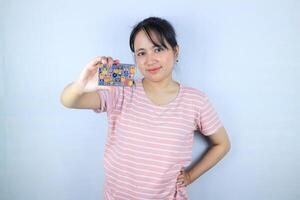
left=61, top=17, right=230, bottom=200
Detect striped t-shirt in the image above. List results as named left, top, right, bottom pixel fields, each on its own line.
left=96, top=78, right=223, bottom=200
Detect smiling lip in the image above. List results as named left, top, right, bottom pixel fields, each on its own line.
left=147, top=66, right=162, bottom=74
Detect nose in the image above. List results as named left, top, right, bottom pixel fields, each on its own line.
left=145, top=51, right=157, bottom=66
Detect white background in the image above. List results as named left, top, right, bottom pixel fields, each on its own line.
left=1, top=0, right=299, bottom=199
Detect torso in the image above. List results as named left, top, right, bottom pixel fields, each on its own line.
left=101, top=78, right=223, bottom=199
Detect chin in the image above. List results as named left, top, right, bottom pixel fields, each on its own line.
left=144, top=74, right=169, bottom=83
left=141, top=68, right=173, bottom=82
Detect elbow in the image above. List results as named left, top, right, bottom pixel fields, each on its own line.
left=223, top=139, right=231, bottom=155
left=222, top=130, right=231, bottom=154
left=225, top=141, right=231, bottom=154
left=60, top=93, right=72, bottom=108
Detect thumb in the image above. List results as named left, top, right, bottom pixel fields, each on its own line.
left=97, top=85, right=111, bottom=91
left=113, top=59, right=120, bottom=64
left=180, top=167, right=185, bottom=173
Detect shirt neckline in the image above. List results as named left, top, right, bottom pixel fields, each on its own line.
left=137, top=77, right=182, bottom=108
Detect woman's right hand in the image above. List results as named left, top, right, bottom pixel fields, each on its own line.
left=75, top=56, right=120, bottom=93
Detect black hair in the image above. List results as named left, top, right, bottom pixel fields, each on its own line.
left=129, top=17, right=178, bottom=52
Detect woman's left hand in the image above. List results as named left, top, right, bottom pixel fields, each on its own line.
left=176, top=167, right=192, bottom=187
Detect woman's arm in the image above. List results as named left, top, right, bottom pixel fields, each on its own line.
left=177, top=127, right=231, bottom=186
left=60, top=81, right=101, bottom=109
left=60, top=56, right=117, bottom=109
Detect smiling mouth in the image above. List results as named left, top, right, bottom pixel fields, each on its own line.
left=147, top=66, right=162, bottom=73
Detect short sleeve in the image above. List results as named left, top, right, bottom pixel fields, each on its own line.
left=95, top=87, right=121, bottom=114
left=196, top=93, right=223, bottom=136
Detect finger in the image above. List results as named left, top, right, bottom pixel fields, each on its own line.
left=113, top=59, right=120, bottom=64
left=88, top=56, right=102, bottom=66
left=177, top=180, right=185, bottom=187
left=177, top=174, right=184, bottom=179
left=100, top=56, right=109, bottom=66
left=107, top=57, right=114, bottom=66
left=86, top=64, right=100, bottom=73
left=177, top=177, right=184, bottom=183
left=87, top=56, right=108, bottom=72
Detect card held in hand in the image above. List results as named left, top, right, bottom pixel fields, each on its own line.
left=98, top=63, right=136, bottom=87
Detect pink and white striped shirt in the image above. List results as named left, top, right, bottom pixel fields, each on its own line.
left=97, top=78, right=223, bottom=200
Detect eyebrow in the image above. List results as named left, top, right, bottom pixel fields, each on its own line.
left=135, top=45, right=164, bottom=53
left=135, top=48, right=145, bottom=53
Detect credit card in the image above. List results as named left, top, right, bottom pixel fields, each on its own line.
left=98, top=63, right=136, bottom=86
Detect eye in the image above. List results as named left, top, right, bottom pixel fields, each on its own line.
left=136, top=51, right=145, bottom=56
left=154, top=46, right=165, bottom=53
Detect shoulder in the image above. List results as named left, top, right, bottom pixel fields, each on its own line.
left=180, top=84, right=209, bottom=105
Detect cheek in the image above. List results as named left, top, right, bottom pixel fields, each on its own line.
left=135, top=58, right=147, bottom=70
left=135, top=56, right=144, bottom=65
left=161, top=51, right=175, bottom=62
left=162, top=55, right=175, bottom=67
left=135, top=61, right=146, bottom=74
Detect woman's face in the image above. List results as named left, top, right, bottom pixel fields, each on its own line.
left=133, top=30, right=178, bottom=83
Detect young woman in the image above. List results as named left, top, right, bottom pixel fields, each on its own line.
left=61, top=17, right=230, bottom=200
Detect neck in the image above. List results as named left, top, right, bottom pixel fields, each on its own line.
left=142, top=77, right=177, bottom=93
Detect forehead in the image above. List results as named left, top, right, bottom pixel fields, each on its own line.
left=134, top=30, right=157, bottom=47
left=133, top=30, right=169, bottom=50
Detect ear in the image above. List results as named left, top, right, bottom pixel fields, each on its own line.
left=174, top=45, right=180, bottom=58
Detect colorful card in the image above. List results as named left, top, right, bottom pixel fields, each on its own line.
left=98, top=63, right=136, bottom=86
